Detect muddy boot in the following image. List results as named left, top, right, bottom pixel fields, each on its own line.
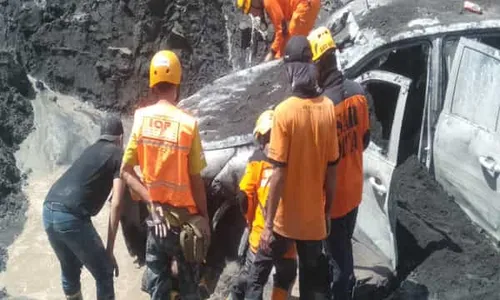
left=271, top=287, right=288, bottom=300
left=65, top=290, right=83, bottom=300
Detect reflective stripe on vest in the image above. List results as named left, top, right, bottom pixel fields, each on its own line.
left=133, top=104, right=198, bottom=214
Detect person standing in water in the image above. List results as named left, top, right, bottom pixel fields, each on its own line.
left=43, top=114, right=126, bottom=300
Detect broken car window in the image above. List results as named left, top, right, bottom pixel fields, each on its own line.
left=363, top=82, right=399, bottom=156
left=355, top=43, right=430, bottom=164
left=450, top=46, right=500, bottom=131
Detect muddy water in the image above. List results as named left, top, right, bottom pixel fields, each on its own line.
left=0, top=78, right=147, bottom=300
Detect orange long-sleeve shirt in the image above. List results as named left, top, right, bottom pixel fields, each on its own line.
left=264, top=0, right=321, bottom=58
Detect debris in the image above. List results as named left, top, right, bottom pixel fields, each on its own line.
left=463, top=1, right=483, bottom=14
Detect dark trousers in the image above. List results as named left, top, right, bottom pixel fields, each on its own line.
left=42, top=202, right=114, bottom=300
left=144, top=227, right=201, bottom=300
left=327, top=207, right=358, bottom=300
left=245, top=232, right=329, bottom=300
left=229, top=248, right=256, bottom=300
left=229, top=247, right=296, bottom=300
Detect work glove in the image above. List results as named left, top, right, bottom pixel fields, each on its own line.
left=148, top=203, right=168, bottom=239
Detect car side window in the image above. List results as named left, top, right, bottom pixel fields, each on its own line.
left=448, top=43, right=500, bottom=132
left=443, top=33, right=500, bottom=93
left=352, top=42, right=431, bottom=164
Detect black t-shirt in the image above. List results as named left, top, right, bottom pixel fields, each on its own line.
left=45, top=139, right=123, bottom=217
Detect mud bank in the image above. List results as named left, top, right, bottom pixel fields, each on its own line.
left=387, top=156, right=500, bottom=299
left=0, top=0, right=235, bottom=111
left=0, top=52, right=34, bottom=273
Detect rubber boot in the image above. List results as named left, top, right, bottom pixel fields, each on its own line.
left=271, top=287, right=288, bottom=300
left=65, top=290, right=83, bottom=300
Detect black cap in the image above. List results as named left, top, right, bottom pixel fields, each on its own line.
left=99, top=114, right=124, bottom=142
left=283, top=36, right=313, bottom=63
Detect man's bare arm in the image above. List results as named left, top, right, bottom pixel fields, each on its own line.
left=264, top=166, right=286, bottom=229
left=106, top=178, right=125, bottom=253
left=120, top=165, right=152, bottom=205
left=190, top=173, right=208, bottom=218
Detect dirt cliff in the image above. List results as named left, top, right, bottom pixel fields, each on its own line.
left=0, top=51, right=34, bottom=272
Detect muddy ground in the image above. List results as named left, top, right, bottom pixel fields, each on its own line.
left=359, top=0, right=500, bottom=38
left=387, top=155, right=500, bottom=299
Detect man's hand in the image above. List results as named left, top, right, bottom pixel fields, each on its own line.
left=106, top=249, right=119, bottom=277
left=259, top=225, right=273, bottom=254
left=150, top=203, right=168, bottom=239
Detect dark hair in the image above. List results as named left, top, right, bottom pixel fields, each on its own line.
left=153, top=82, right=177, bottom=94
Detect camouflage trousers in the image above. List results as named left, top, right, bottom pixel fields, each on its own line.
left=144, top=227, right=201, bottom=300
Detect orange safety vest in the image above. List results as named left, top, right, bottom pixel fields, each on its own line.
left=239, top=152, right=296, bottom=258
left=132, top=102, right=198, bottom=214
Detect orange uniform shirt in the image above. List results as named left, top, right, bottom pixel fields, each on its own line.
left=239, top=150, right=296, bottom=258
left=264, top=0, right=321, bottom=58
left=268, top=96, right=339, bottom=241
left=331, top=93, right=370, bottom=218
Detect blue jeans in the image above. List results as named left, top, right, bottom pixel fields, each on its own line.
left=42, top=202, right=114, bottom=300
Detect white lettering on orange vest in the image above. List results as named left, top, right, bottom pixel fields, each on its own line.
left=142, top=116, right=180, bottom=143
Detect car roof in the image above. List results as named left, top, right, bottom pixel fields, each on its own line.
left=330, top=0, right=500, bottom=70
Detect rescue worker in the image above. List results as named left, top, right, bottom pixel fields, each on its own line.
left=42, top=114, right=125, bottom=300
left=228, top=110, right=297, bottom=300
left=236, top=0, right=321, bottom=61
left=308, top=27, right=371, bottom=300
left=245, top=36, right=340, bottom=300
left=120, top=50, right=211, bottom=300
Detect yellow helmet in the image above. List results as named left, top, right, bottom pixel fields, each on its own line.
left=253, top=110, right=274, bottom=138
left=149, top=50, right=182, bottom=88
left=307, top=26, right=337, bottom=62
left=236, top=0, right=252, bottom=14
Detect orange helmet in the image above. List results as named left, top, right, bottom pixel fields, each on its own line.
left=149, top=50, right=182, bottom=88
left=253, top=110, right=274, bottom=138
left=307, top=26, right=337, bottom=62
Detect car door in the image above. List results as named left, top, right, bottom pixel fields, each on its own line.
left=434, top=37, right=500, bottom=242
left=354, top=70, right=412, bottom=269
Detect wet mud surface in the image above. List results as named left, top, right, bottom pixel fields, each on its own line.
left=359, top=0, right=500, bottom=38
left=387, top=155, right=500, bottom=299
left=179, top=62, right=290, bottom=145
